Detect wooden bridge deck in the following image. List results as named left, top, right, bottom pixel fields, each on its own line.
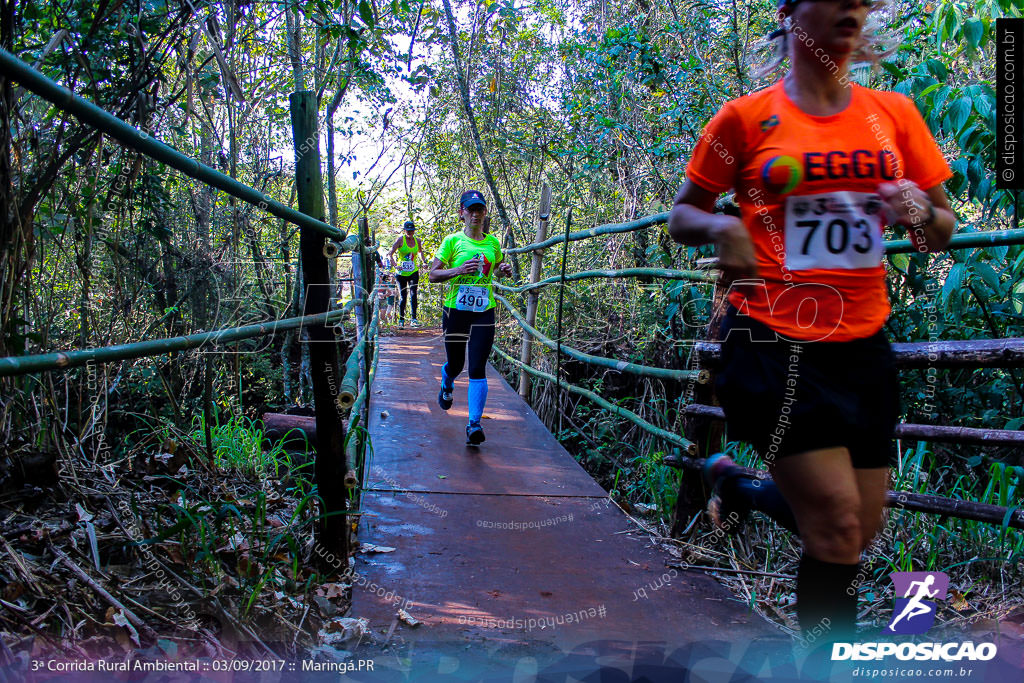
left=350, top=328, right=784, bottom=678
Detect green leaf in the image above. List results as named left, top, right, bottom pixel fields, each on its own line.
left=924, top=59, right=948, bottom=81
left=947, top=97, right=972, bottom=134
left=1012, top=281, right=1024, bottom=315
left=963, top=18, right=984, bottom=49
left=881, top=62, right=904, bottom=81
left=942, top=8, right=958, bottom=44
left=972, top=261, right=1002, bottom=294
left=931, top=85, right=951, bottom=113
left=358, top=0, right=375, bottom=28
left=890, top=252, right=910, bottom=273
left=941, top=262, right=965, bottom=310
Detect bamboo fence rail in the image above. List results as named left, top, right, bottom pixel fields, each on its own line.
left=495, top=295, right=702, bottom=382
left=491, top=345, right=696, bottom=454
left=0, top=302, right=362, bottom=377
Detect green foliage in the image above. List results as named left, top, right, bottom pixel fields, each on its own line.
left=190, top=412, right=299, bottom=479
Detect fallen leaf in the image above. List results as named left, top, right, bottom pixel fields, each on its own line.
left=438, top=475, right=447, bottom=480
left=236, top=554, right=259, bottom=578
left=153, top=453, right=175, bottom=467
left=313, top=595, right=338, bottom=618
left=3, top=582, right=25, bottom=601
left=75, top=504, right=94, bottom=522
left=359, top=543, right=396, bottom=554
left=397, top=609, right=421, bottom=627
left=320, top=617, right=368, bottom=645
left=110, top=610, right=141, bottom=648
left=316, top=583, right=347, bottom=599
left=164, top=544, right=186, bottom=565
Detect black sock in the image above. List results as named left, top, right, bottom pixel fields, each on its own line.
left=723, top=477, right=800, bottom=534
left=796, top=554, right=860, bottom=642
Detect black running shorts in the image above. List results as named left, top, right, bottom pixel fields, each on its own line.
left=714, top=306, right=899, bottom=469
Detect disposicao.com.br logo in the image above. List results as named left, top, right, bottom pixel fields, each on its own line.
left=832, top=571, right=998, bottom=663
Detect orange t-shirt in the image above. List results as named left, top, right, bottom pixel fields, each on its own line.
left=686, top=81, right=952, bottom=341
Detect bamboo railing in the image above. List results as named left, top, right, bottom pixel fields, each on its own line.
left=492, top=346, right=696, bottom=453
left=496, top=267, right=716, bottom=294
left=695, top=337, right=1024, bottom=368
left=681, top=404, right=1024, bottom=447
left=495, top=295, right=703, bottom=382
left=0, top=50, right=382, bottom=559
left=0, top=302, right=361, bottom=377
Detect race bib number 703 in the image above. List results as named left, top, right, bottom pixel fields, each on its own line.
left=784, top=191, right=885, bottom=271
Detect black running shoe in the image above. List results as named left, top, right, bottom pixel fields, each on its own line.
left=466, top=422, right=485, bottom=445
left=438, top=384, right=453, bottom=410
left=702, top=453, right=750, bottom=534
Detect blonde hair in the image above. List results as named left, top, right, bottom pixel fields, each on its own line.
left=750, top=1, right=901, bottom=83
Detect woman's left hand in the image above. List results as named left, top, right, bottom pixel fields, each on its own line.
left=498, top=262, right=513, bottom=277
left=877, top=180, right=933, bottom=228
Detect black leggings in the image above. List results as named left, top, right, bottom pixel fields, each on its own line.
left=396, top=271, right=419, bottom=319
left=442, top=307, right=495, bottom=380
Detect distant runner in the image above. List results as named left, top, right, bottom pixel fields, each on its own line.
left=388, top=220, right=427, bottom=329
left=428, top=190, right=513, bottom=445
left=668, top=0, right=955, bottom=641
left=377, top=271, right=398, bottom=327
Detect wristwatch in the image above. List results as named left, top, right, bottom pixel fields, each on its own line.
left=909, top=198, right=936, bottom=228
left=921, top=199, right=937, bottom=227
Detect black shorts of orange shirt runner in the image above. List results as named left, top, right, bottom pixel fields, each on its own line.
left=714, top=305, right=899, bottom=469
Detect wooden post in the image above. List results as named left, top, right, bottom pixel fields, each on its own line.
left=352, top=238, right=365, bottom=341
left=671, top=234, right=731, bottom=537
left=519, top=183, right=551, bottom=399
left=289, top=90, right=348, bottom=559
left=358, top=215, right=372, bottom=391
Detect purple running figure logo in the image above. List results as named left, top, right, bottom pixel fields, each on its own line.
left=885, top=571, right=949, bottom=634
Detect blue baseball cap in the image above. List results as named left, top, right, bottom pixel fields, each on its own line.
left=460, top=190, right=487, bottom=209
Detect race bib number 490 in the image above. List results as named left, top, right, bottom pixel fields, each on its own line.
left=784, top=191, right=884, bottom=271
left=399, top=260, right=414, bottom=272
left=455, top=285, right=489, bottom=312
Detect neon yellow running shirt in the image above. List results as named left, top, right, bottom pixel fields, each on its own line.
left=435, top=232, right=504, bottom=311
left=396, top=235, right=420, bottom=276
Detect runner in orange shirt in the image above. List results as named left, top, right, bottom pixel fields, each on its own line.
left=669, top=0, right=955, bottom=641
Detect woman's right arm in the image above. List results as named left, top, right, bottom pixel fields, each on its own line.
left=668, top=179, right=758, bottom=282
left=387, top=238, right=401, bottom=260
left=429, top=256, right=480, bottom=283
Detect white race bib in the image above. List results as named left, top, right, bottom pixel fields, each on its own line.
left=399, top=259, right=414, bottom=272
left=784, top=191, right=884, bottom=271
left=455, top=285, right=489, bottom=312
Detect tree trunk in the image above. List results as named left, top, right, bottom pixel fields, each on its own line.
left=440, top=0, right=519, bottom=279
left=290, top=90, right=348, bottom=559
left=285, top=2, right=305, bottom=91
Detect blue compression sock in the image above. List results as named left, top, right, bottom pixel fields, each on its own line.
left=727, top=477, right=800, bottom=534
left=468, top=378, right=488, bottom=424
left=441, top=363, right=454, bottom=391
